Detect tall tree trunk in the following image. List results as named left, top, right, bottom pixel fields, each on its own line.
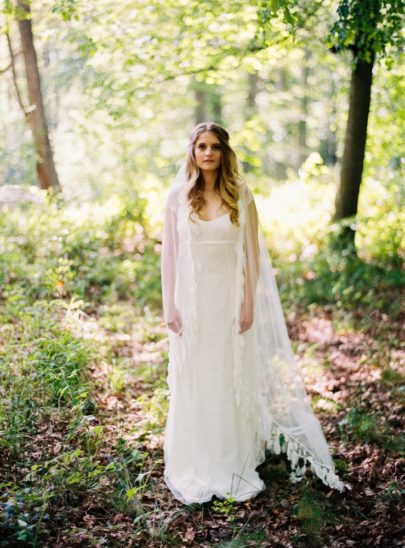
left=209, top=87, right=223, bottom=125
left=195, top=87, right=207, bottom=124
left=191, top=76, right=207, bottom=124
left=298, top=48, right=310, bottom=166
left=246, top=71, right=259, bottom=119
left=320, top=72, right=338, bottom=166
left=333, top=53, right=374, bottom=233
left=242, top=71, right=260, bottom=173
left=16, top=0, right=61, bottom=191
left=191, top=77, right=223, bottom=125
left=276, top=67, right=287, bottom=91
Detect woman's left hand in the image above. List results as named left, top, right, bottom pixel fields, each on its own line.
left=239, top=299, right=254, bottom=333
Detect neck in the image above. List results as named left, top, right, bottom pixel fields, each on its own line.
left=201, top=170, right=218, bottom=191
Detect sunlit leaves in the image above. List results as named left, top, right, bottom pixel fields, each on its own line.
left=50, top=0, right=79, bottom=21
left=328, top=0, right=405, bottom=63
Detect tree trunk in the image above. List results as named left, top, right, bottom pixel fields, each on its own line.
left=246, top=71, right=259, bottom=119
left=209, top=87, right=223, bottom=125
left=298, top=48, right=310, bottom=166
left=192, top=77, right=223, bottom=125
left=320, top=72, right=338, bottom=166
left=16, top=0, right=61, bottom=191
left=333, top=53, right=374, bottom=232
left=195, top=88, right=207, bottom=124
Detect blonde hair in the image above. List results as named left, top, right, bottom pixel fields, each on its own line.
left=185, top=122, right=243, bottom=226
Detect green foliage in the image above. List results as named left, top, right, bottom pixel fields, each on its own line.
left=135, top=387, right=170, bottom=441
left=329, top=0, right=405, bottom=65
left=0, top=192, right=160, bottom=307
left=0, top=300, right=94, bottom=456
left=0, top=298, right=101, bottom=545
left=0, top=294, right=155, bottom=545
left=266, top=159, right=404, bottom=315
left=218, top=528, right=267, bottom=547
left=0, top=439, right=151, bottom=546
left=293, top=487, right=332, bottom=546
left=0, top=194, right=166, bottom=543
left=212, top=497, right=237, bottom=522
left=339, top=407, right=405, bottom=453
left=339, top=407, right=380, bottom=441
left=377, top=481, right=404, bottom=503
left=258, top=0, right=307, bottom=34
left=104, top=437, right=156, bottom=528
left=381, top=366, right=403, bottom=386
left=258, top=0, right=404, bottom=67
left=30, top=332, right=92, bottom=408
left=278, top=241, right=404, bottom=316
left=50, top=0, right=79, bottom=21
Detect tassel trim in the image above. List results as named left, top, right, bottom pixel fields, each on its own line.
left=262, top=420, right=351, bottom=493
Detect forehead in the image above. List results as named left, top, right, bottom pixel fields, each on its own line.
left=195, top=131, right=221, bottom=145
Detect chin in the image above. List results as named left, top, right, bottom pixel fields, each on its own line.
left=200, top=164, right=219, bottom=170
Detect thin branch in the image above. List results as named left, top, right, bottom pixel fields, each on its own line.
left=0, top=50, right=22, bottom=75
left=0, top=60, right=12, bottom=74
left=5, top=29, right=28, bottom=118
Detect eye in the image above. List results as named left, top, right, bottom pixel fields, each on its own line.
left=197, top=143, right=206, bottom=149
left=212, top=144, right=221, bottom=150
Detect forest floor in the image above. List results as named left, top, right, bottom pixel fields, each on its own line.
left=2, top=298, right=402, bottom=547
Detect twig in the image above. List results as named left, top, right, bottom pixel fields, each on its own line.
left=5, top=29, right=29, bottom=118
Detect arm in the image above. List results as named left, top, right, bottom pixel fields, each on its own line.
left=161, top=204, right=183, bottom=335
left=239, top=189, right=260, bottom=333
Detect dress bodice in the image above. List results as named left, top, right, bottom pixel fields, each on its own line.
left=178, top=209, right=239, bottom=244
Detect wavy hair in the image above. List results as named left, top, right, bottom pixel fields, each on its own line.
left=185, top=122, right=243, bottom=226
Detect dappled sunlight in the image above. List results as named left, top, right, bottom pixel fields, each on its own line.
left=0, top=0, right=403, bottom=542
left=255, top=157, right=337, bottom=261
left=63, top=299, right=106, bottom=342
left=63, top=195, right=125, bottom=225
left=291, top=311, right=404, bottom=412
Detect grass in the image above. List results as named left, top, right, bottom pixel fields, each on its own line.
left=292, top=487, right=335, bottom=547
left=277, top=241, right=404, bottom=320
left=218, top=529, right=267, bottom=547
left=338, top=406, right=405, bottom=454
left=0, top=186, right=403, bottom=545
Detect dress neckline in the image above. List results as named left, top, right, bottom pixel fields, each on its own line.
left=197, top=212, right=230, bottom=223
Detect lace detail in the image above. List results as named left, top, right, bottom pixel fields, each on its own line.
left=264, top=420, right=349, bottom=492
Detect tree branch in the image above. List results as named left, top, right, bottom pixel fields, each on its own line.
left=0, top=50, right=22, bottom=75
left=5, top=30, right=29, bottom=118
left=0, top=60, right=12, bottom=74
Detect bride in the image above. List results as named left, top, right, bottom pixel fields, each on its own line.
left=160, top=122, right=350, bottom=504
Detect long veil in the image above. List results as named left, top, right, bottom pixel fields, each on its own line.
left=163, top=161, right=351, bottom=493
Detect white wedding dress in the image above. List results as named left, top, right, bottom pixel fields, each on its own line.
left=163, top=211, right=266, bottom=503
left=161, top=177, right=349, bottom=505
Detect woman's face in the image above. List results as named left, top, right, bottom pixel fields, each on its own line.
left=194, top=131, right=222, bottom=172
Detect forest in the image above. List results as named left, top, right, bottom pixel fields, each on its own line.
left=0, top=0, right=404, bottom=546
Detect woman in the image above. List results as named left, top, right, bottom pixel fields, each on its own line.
left=160, top=122, right=349, bottom=504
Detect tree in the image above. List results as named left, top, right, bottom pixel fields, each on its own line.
left=10, top=0, right=61, bottom=191
left=328, top=0, right=403, bottom=243
left=258, top=0, right=404, bottom=242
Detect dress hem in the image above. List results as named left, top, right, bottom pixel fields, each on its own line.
left=164, top=470, right=266, bottom=505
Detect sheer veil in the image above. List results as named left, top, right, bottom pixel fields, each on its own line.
left=162, top=161, right=351, bottom=493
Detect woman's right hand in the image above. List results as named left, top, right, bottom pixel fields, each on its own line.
left=239, top=298, right=254, bottom=333
left=167, top=309, right=183, bottom=335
